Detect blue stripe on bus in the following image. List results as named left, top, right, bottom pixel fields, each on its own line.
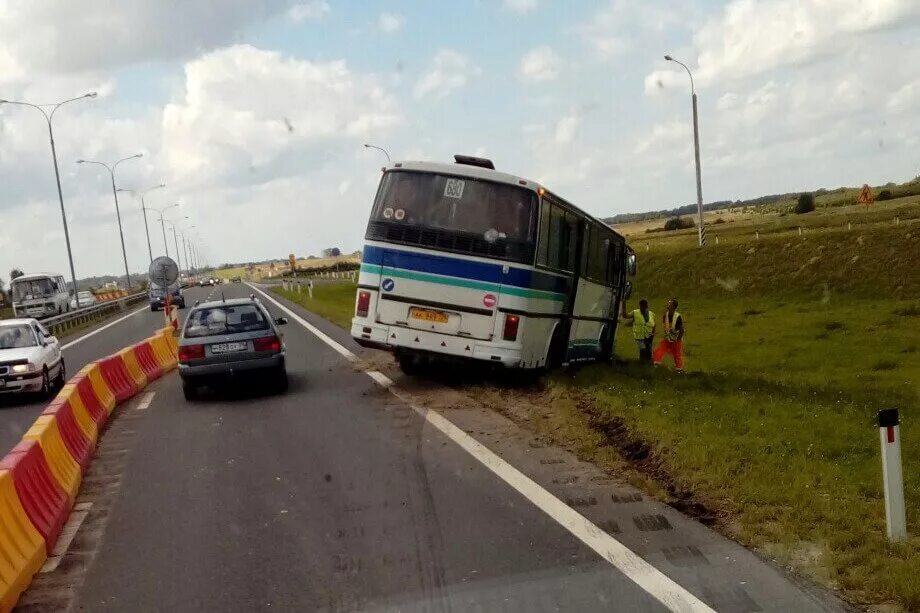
left=362, top=245, right=570, bottom=295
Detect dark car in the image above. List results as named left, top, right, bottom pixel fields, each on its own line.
left=230, top=276, right=242, bottom=283
left=149, top=283, right=185, bottom=311
left=177, top=296, right=288, bottom=400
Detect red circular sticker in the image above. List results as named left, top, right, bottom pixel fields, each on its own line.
left=483, top=293, right=496, bottom=308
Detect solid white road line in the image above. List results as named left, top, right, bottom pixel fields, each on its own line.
left=249, top=283, right=714, bottom=613
left=136, top=392, right=156, bottom=410
left=61, top=304, right=149, bottom=350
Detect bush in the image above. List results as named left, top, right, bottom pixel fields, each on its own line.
left=663, top=217, right=695, bottom=231
left=714, top=218, right=726, bottom=224
left=877, top=189, right=893, bottom=201
left=795, top=193, right=815, bottom=214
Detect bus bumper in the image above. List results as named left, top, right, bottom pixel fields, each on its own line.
left=351, top=321, right=522, bottom=367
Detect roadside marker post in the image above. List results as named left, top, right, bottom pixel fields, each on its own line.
left=308, top=280, right=313, bottom=299
left=878, top=409, right=907, bottom=542
left=296, top=280, right=302, bottom=294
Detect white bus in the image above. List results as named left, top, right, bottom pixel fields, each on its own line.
left=10, top=273, right=71, bottom=318
left=351, top=155, right=636, bottom=373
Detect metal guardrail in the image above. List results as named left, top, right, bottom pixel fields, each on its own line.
left=41, top=291, right=147, bottom=336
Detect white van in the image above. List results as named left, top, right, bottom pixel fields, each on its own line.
left=10, top=273, right=71, bottom=318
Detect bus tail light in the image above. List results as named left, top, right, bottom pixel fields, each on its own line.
left=178, top=344, right=205, bottom=363
left=503, top=314, right=520, bottom=341
left=356, top=291, right=371, bottom=317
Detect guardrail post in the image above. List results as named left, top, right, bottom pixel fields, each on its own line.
left=878, top=408, right=907, bottom=542
left=308, top=280, right=313, bottom=299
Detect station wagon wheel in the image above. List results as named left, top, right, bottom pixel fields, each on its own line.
left=54, top=358, right=66, bottom=388
left=39, top=368, right=50, bottom=397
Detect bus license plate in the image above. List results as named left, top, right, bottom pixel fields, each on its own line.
left=211, top=341, right=248, bottom=354
left=409, top=308, right=449, bottom=324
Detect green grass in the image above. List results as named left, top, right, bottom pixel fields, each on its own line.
left=271, top=282, right=357, bottom=329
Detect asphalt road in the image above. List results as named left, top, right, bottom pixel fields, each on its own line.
left=17, top=282, right=846, bottom=612
left=0, top=286, right=212, bottom=455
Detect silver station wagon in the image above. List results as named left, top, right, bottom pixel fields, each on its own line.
left=177, top=296, right=288, bottom=400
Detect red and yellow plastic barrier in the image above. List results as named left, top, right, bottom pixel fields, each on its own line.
left=0, top=326, right=180, bottom=611
left=0, top=470, right=45, bottom=613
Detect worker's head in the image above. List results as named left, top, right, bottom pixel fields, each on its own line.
left=668, top=298, right=679, bottom=314
left=639, top=299, right=648, bottom=314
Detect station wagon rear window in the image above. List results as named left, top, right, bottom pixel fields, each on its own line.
left=184, top=305, right=269, bottom=338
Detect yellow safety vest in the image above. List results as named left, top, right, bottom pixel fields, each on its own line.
left=663, top=310, right=682, bottom=341
left=631, top=309, right=655, bottom=340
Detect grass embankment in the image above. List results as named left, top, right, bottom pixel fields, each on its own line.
left=271, top=282, right=357, bottom=329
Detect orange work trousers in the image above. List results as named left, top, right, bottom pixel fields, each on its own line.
left=653, top=339, right=684, bottom=370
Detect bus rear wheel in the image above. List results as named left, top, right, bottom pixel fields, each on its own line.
left=397, top=351, right=422, bottom=376
left=546, top=326, right=566, bottom=369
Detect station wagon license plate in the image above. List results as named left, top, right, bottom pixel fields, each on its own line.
left=409, top=307, right=449, bottom=324
left=211, top=341, right=248, bottom=354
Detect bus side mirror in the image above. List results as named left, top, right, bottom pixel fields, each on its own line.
left=627, top=253, right=637, bottom=276
left=624, top=281, right=633, bottom=300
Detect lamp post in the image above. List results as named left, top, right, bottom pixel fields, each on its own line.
left=148, top=204, right=180, bottom=258
left=117, top=183, right=165, bottom=263
left=0, top=92, right=97, bottom=293
left=76, top=154, right=143, bottom=289
left=363, top=143, right=391, bottom=164
left=165, top=217, right=189, bottom=275
left=665, top=55, right=706, bottom=247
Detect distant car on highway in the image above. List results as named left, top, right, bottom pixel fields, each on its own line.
left=10, top=273, right=71, bottom=318
left=149, top=283, right=186, bottom=311
left=230, top=276, right=242, bottom=283
left=69, top=290, right=97, bottom=310
left=0, top=318, right=65, bottom=397
left=177, top=296, right=288, bottom=400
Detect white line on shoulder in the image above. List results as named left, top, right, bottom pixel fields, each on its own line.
left=247, top=283, right=713, bottom=613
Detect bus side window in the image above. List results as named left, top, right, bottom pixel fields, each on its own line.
left=536, top=199, right=551, bottom=267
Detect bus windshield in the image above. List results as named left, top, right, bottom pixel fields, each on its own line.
left=11, top=279, right=54, bottom=302
left=371, top=171, right=537, bottom=244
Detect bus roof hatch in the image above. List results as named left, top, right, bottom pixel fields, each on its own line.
left=454, top=155, right=495, bottom=170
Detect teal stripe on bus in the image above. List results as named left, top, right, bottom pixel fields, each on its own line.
left=360, top=263, right=565, bottom=302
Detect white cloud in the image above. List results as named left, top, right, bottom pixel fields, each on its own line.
left=378, top=12, right=404, bottom=33
left=691, top=0, right=920, bottom=85
left=0, top=0, right=289, bottom=80
left=163, top=45, right=400, bottom=186
left=519, top=46, right=562, bottom=82
left=887, top=79, right=920, bottom=113
left=413, top=50, right=479, bottom=100
left=287, top=1, right=330, bottom=22
left=553, top=111, right=581, bottom=145
left=578, top=1, right=685, bottom=59
left=503, top=0, right=538, bottom=13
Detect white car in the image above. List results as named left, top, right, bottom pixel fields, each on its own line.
left=70, top=290, right=97, bottom=310
left=0, top=319, right=65, bottom=396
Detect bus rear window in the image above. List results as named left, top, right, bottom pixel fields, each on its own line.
left=370, top=171, right=537, bottom=243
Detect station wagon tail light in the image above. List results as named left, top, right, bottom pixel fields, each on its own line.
left=178, top=344, right=205, bottom=362
left=503, top=314, right=520, bottom=341
left=356, top=291, right=371, bottom=317
left=252, top=336, right=281, bottom=352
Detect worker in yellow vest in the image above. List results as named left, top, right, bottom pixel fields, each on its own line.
left=622, top=298, right=656, bottom=363
left=653, top=298, right=684, bottom=371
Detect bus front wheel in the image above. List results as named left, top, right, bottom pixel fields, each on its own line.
left=397, top=351, right=422, bottom=376
left=546, top=326, right=566, bottom=369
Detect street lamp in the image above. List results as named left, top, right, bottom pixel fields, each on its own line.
left=117, top=183, right=165, bottom=263
left=0, top=92, right=97, bottom=293
left=664, top=54, right=706, bottom=247
left=76, top=154, right=143, bottom=289
left=363, top=143, right=391, bottom=164
left=165, top=217, right=189, bottom=275
left=148, top=203, right=180, bottom=257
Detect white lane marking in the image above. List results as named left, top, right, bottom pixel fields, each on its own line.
left=62, top=305, right=149, bottom=350
left=137, top=392, right=155, bottom=410
left=249, top=283, right=715, bottom=613
left=40, top=502, right=93, bottom=573
left=248, top=284, right=357, bottom=362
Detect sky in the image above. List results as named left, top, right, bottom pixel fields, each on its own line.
left=1, top=0, right=918, bottom=282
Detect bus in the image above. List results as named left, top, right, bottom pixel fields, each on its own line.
left=10, top=273, right=71, bottom=318
left=351, top=155, right=636, bottom=373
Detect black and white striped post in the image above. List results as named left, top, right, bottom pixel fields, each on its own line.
left=878, top=408, right=907, bottom=542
